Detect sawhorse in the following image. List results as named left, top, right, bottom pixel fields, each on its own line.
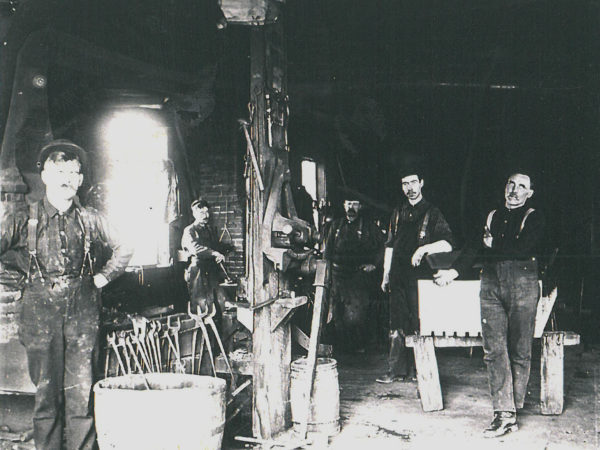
left=405, top=331, right=580, bottom=414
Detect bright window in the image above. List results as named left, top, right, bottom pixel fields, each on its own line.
left=101, top=110, right=171, bottom=267
left=301, top=159, right=317, bottom=201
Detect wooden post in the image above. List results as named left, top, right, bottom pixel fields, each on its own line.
left=249, top=18, right=292, bottom=439
left=541, top=331, right=565, bottom=415
left=413, top=336, right=443, bottom=412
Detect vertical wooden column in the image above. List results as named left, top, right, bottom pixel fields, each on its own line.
left=249, top=18, right=291, bottom=439
left=541, top=331, right=565, bottom=415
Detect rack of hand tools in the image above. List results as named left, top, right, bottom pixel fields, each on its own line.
left=102, top=303, right=240, bottom=391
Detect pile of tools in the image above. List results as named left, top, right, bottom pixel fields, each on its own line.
left=103, top=303, right=236, bottom=389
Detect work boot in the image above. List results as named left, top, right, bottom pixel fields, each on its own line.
left=483, top=411, right=518, bottom=438
left=375, top=372, right=404, bottom=384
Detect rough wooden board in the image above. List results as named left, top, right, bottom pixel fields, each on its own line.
left=534, top=288, right=558, bottom=337
left=292, top=326, right=333, bottom=357
left=271, top=296, right=308, bottom=332
left=541, top=331, right=565, bottom=415
left=406, top=332, right=579, bottom=348
left=405, top=335, right=482, bottom=348
left=413, top=336, right=443, bottom=412
left=215, top=353, right=253, bottom=377
left=296, top=261, right=328, bottom=438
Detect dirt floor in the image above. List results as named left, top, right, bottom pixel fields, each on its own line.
left=1, top=343, right=598, bottom=449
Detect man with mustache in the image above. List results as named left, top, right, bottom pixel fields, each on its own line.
left=0, top=140, right=133, bottom=449
left=377, top=170, right=454, bottom=383
left=324, top=199, right=384, bottom=353
left=181, top=198, right=228, bottom=312
left=434, top=172, right=545, bottom=438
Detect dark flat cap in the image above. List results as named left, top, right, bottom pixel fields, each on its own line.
left=37, top=139, right=88, bottom=173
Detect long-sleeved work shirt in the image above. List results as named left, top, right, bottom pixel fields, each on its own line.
left=1, top=196, right=132, bottom=283
left=324, top=215, right=384, bottom=271
left=181, top=223, right=221, bottom=262
left=385, top=198, right=454, bottom=276
left=453, top=203, right=545, bottom=276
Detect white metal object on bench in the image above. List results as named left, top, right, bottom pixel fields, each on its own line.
left=408, top=281, right=578, bottom=414
left=418, top=280, right=549, bottom=338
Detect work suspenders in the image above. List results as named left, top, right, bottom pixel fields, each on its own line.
left=26, top=203, right=44, bottom=282
left=391, top=206, right=431, bottom=245
left=26, top=201, right=94, bottom=283
left=485, top=207, right=535, bottom=241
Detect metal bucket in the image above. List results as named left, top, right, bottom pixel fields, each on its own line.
left=94, top=373, right=226, bottom=450
left=290, top=357, right=340, bottom=436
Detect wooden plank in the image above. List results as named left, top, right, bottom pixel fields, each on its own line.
left=405, top=334, right=483, bottom=348
left=297, top=260, right=328, bottom=438
left=292, top=325, right=333, bottom=357
left=406, top=332, right=578, bottom=349
left=562, top=331, right=580, bottom=346
left=541, top=331, right=565, bottom=415
left=216, top=353, right=254, bottom=377
left=271, top=297, right=308, bottom=332
left=413, top=336, right=443, bottom=412
left=534, top=288, right=557, bottom=338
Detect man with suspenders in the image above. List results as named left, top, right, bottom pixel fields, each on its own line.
left=377, top=170, right=454, bottom=383
left=434, top=172, right=545, bottom=437
left=1, top=140, right=132, bottom=449
left=323, top=199, right=384, bottom=354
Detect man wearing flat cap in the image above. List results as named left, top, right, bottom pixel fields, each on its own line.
left=377, top=169, right=454, bottom=383
left=181, top=199, right=230, bottom=312
left=0, top=139, right=133, bottom=449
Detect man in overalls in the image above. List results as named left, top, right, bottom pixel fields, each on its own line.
left=434, top=172, right=545, bottom=437
left=1, top=140, right=133, bottom=449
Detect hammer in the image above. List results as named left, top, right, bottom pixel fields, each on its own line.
left=238, top=118, right=264, bottom=191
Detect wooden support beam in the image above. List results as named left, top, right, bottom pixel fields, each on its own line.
left=541, top=331, right=565, bottom=415
left=249, top=17, right=292, bottom=440
left=412, top=336, right=443, bottom=412
left=271, top=296, right=308, bottom=332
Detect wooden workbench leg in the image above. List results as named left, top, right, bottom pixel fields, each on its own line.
left=413, top=336, right=443, bottom=412
left=541, top=331, right=564, bottom=415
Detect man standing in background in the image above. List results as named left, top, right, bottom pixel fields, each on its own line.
left=324, top=198, right=384, bottom=354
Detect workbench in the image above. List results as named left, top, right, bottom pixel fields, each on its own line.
left=406, top=280, right=580, bottom=415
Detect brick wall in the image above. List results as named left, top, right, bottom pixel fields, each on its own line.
left=195, top=145, right=246, bottom=278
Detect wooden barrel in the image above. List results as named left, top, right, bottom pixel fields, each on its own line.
left=290, top=357, right=340, bottom=436
left=94, top=373, right=226, bottom=449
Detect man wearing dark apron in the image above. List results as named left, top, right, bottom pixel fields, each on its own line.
left=378, top=170, right=454, bottom=383
left=324, top=199, right=384, bottom=354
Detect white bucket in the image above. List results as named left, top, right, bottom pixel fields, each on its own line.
left=94, top=373, right=226, bottom=450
